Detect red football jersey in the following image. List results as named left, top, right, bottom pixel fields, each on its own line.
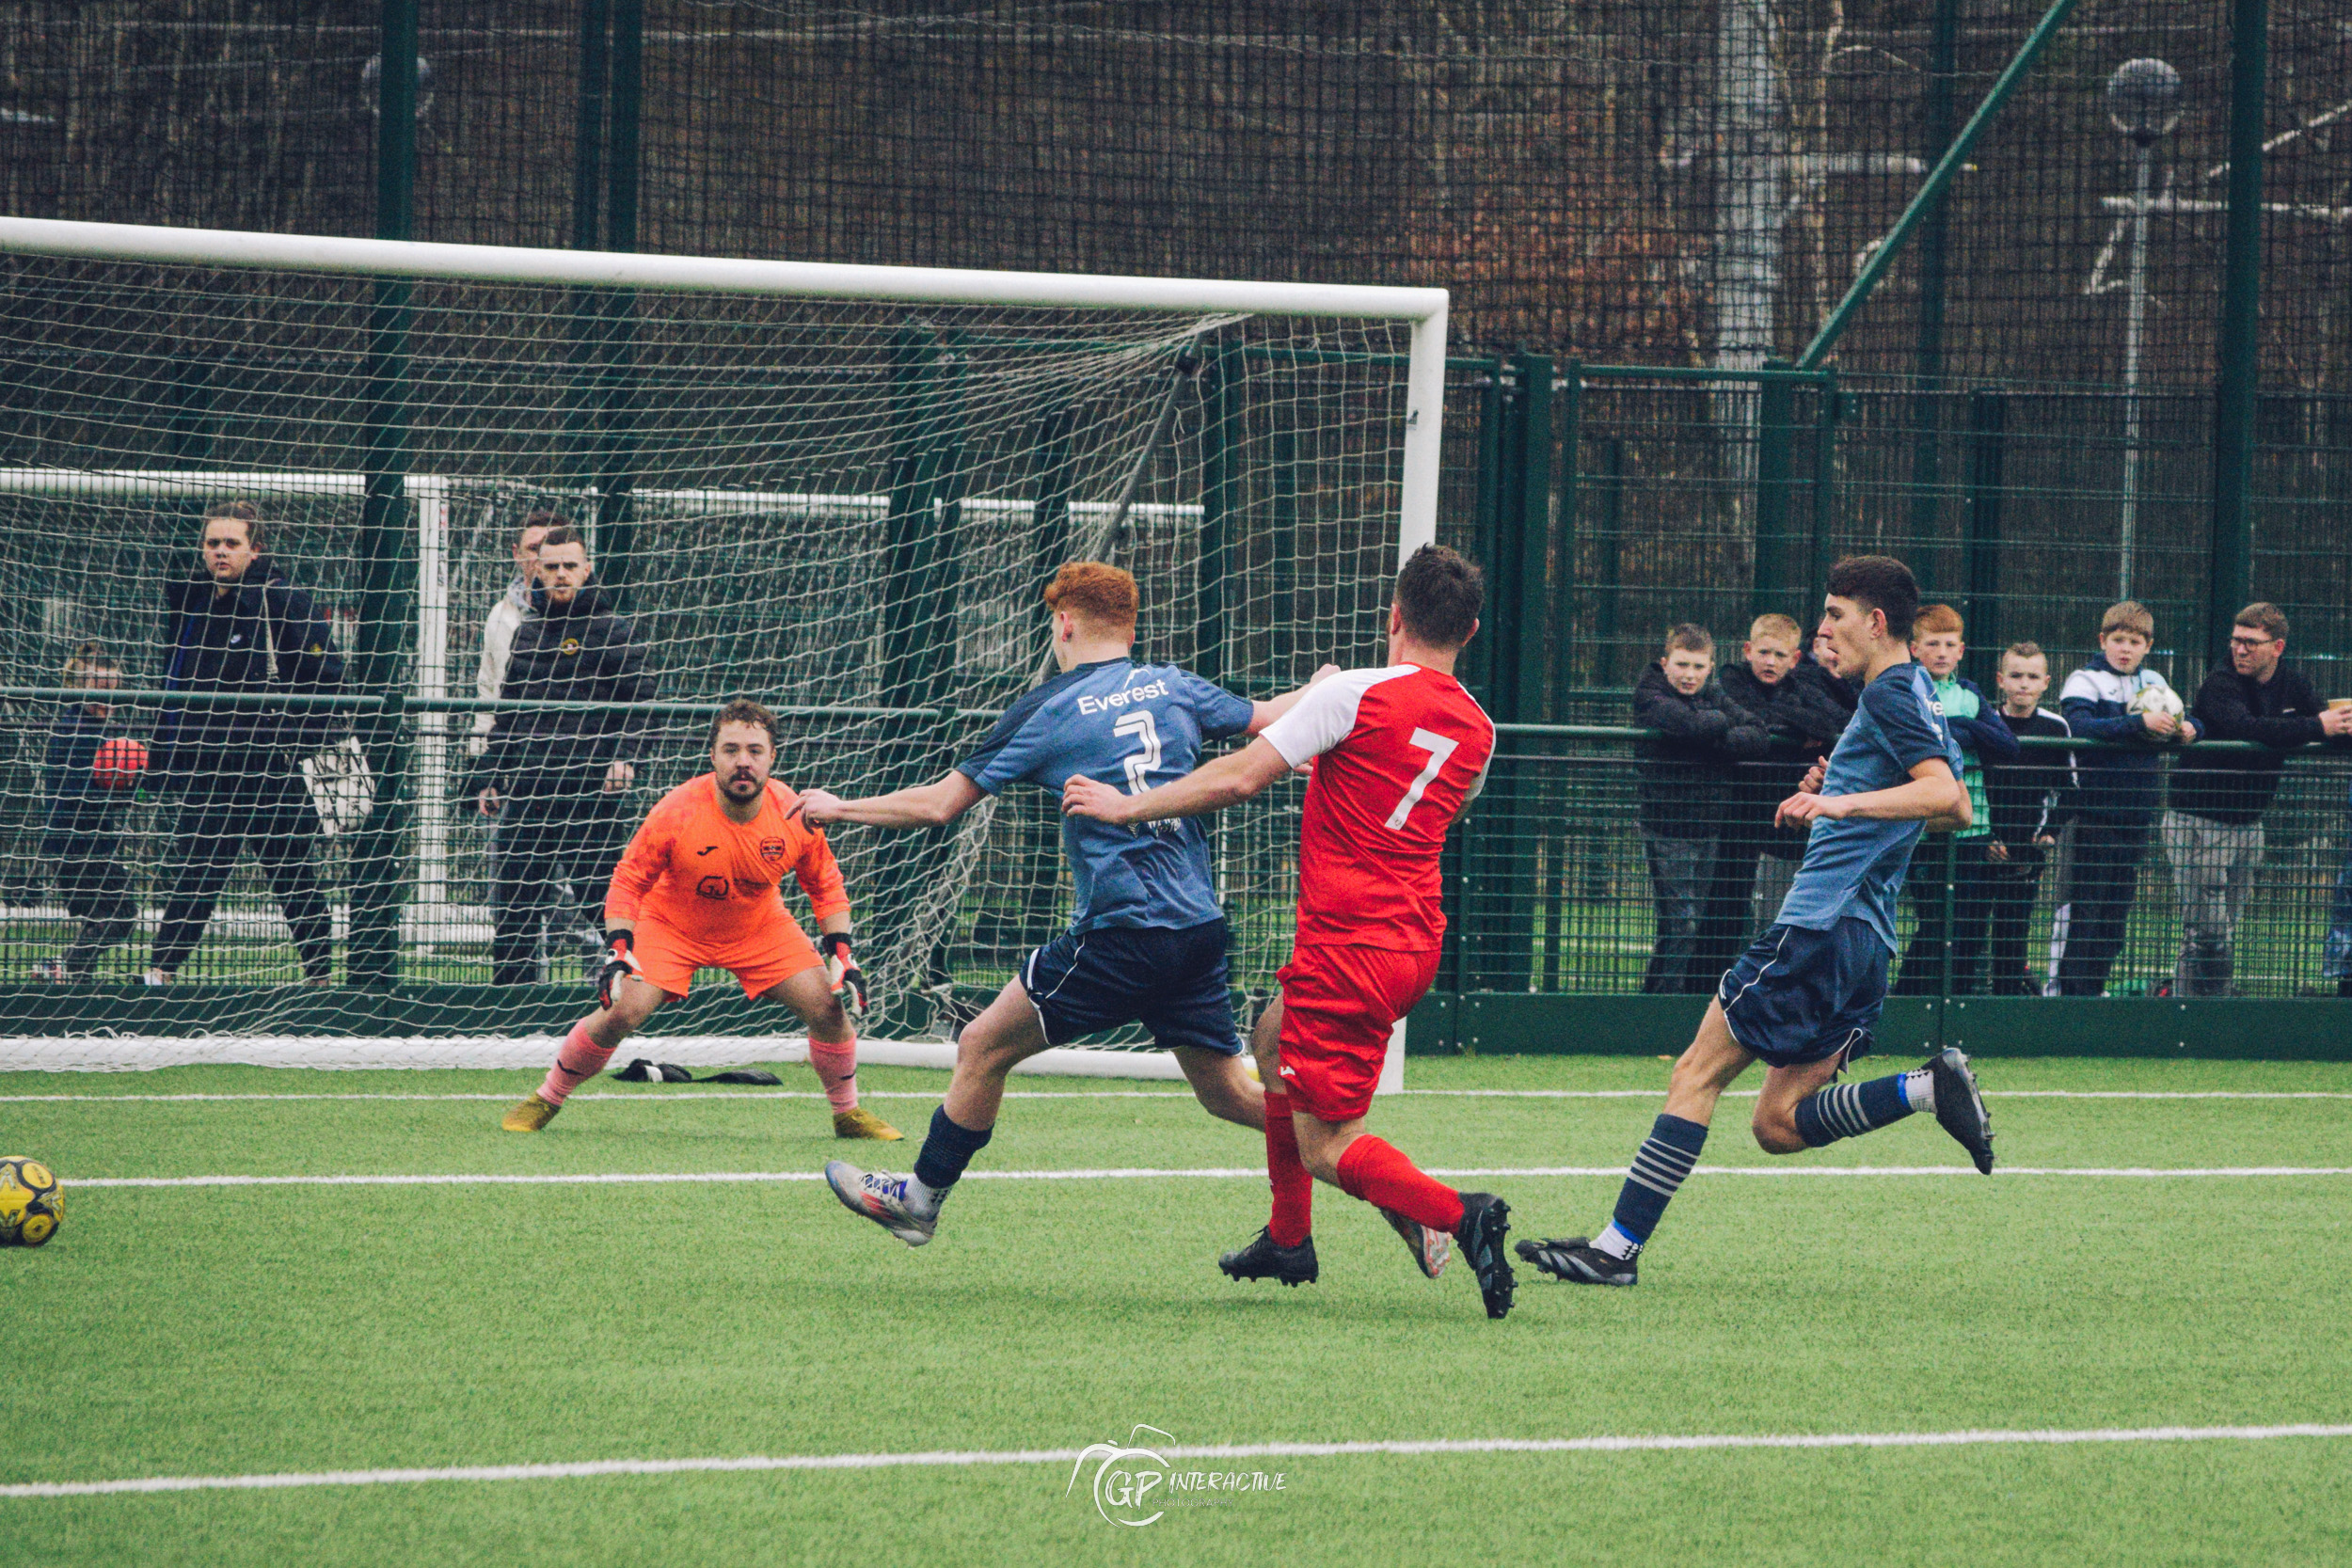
left=1260, top=663, right=1495, bottom=951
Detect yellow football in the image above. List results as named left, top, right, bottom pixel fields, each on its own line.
left=0, top=1155, right=62, bottom=1247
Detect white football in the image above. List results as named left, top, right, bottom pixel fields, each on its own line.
left=2129, top=684, right=2185, bottom=739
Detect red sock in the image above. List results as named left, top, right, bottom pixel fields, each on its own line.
left=1334, top=1135, right=1465, bottom=1234
left=536, top=1021, right=614, bottom=1106
left=1263, top=1089, right=1314, bottom=1247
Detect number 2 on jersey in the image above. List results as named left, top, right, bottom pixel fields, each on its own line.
left=1113, top=709, right=1162, bottom=795
left=1385, top=727, right=1458, bottom=830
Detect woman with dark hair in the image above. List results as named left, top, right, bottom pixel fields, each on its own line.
left=31, top=642, right=139, bottom=982
left=146, top=500, right=344, bottom=986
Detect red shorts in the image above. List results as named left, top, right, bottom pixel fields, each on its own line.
left=633, top=913, right=822, bottom=1001
left=1274, top=943, right=1440, bottom=1122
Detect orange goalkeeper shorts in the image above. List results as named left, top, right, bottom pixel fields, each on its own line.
left=631, top=912, right=823, bottom=1000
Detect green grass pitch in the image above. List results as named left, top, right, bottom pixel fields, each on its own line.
left=4, top=1053, right=2351, bottom=1567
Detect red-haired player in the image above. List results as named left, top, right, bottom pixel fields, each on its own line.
left=501, top=699, right=900, bottom=1140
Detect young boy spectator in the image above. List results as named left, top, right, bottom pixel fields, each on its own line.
left=1703, top=613, right=1852, bottom=967
left=1980, top=641, right=2076, bottom=995
left=2167, top=603, right=2352, bottom=995
left=31, top=643, right=140, bottom=983
left=1892, top=605, right=2016, bottom=995
left=2055, top=600, right=2196, bottom=996
left=1632, top=625, right=1768, bottom=994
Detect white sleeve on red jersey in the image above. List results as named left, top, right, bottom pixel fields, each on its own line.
left=1262, top=665, right=1420, bottom=767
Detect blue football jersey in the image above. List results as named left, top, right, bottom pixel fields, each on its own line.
left=1774, top=661, right=1965, bottom=952
left=957, top=658, right=1254, bottom=933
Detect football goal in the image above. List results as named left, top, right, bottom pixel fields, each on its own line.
left=0, top=216, right=1446, bottom=1080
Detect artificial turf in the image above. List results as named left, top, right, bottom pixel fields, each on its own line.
left=3, top=1053, right=2349, bottom=1567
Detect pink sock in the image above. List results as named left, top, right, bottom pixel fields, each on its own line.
left=537, top=1021, right=615, bottom=1106
left=807, top=1037, right=859, bottom=1113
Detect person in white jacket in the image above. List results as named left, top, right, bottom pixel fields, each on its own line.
left=469, top=511, right=557, bottom=759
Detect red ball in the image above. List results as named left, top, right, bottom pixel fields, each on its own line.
left=92, top=736, right=148, bottom=791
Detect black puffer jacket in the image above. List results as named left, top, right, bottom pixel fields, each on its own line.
left=152, top=557, right=345, bottom=779
left=1632, top=663, right=1770, bottom=838
left=477, top=585, right=653, bottom=796
left=1717, top=657, right=1853, bottom=850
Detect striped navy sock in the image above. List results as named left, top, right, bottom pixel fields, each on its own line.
left=1598, top=1113, right=1709, bottom=1256
left=1792, top=1072, right=1918, bottom=1148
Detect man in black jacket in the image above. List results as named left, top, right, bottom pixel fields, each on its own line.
left=148, top=501, right=343, bottom=985
left=1700, top=614, right=1852, bottom=973
left=1633, top=625, right=1769, bottom=994
left=2164, top=603, right=2352, bottom=995
left=475, top=526, right=654, bottom=985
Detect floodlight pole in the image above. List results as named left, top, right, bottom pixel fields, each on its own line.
left=2118, top=139, right=2153, bottom=600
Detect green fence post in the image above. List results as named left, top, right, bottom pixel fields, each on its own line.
left=1195, top=344, right=1241, bottom=685
left=1595, top=435, right=1624, bottom=681
left=346, top=0, right=421, bottom=991
left=1964, top=388, right=2008, bottom=688
left=1469, top=356, right=1506, bottom=705
left=1270, top=423, right=1297, bottom=684
left=571, top=0, right=609, bottom=250
left=1753, top=363, right=1795, bottom=620
left=1552, top=360, right=1582, bottom=717
left=591, top=0, right=643, bottom=604
left=1905, top=0, right=1962, bottom=545
left=1809, top=371, right=1841, bottom=611
left=2207, top=0, right=2267, bottom=668
left=1509, top=350, right=1554, bottom=724
left=1501, top=352, right=1553, bottom=992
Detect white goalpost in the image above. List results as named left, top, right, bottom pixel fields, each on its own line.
left=0, top=217, right=1447, bottom=1081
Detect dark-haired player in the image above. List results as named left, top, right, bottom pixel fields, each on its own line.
left=1518, top=555, right=1997, bottom=1290
left=1065, top=545, right=1517, bottom=1320
left=809, top=562, right=1327, bottom=1246
left=501, top=700, right=900, bottom=1141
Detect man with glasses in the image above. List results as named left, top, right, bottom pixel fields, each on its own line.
left=2167, top=604, right=2352, bottom=996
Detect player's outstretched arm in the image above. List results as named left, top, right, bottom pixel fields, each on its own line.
left=1244, top=663, right=1343, bottom=735
left=796, top=770, right=984, bottom=830
left=1776, top=757, right=1969, bottom=833
left=1063, top=737, right=1294, bottom=826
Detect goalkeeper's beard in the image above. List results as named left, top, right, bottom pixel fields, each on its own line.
left=723, top=768, right=763, bottom=800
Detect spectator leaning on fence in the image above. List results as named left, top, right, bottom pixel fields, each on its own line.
left=1979, top=641, right=2077, bottom=997
left=31, top=642, right=139, bottom=983
left=1702, top=613, right=1852, bottom=966
left=470, top=508, right=556, bottom=759
left=2053, top=600, right=2195, bottom=998
left=147, top=499, right=345, bottom=986
left=2162, top=603, right=2352, bottom=997
left=1632, top=624, right=1769, bottom=995
left=1892, top=605, right=2016, bottom=996
left=474, top=525, right=653, bottom=987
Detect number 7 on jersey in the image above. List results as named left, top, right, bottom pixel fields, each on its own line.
left=1384, top=728, right=1458, bottom=830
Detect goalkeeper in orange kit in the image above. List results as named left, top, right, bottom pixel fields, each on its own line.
left=501, top=699, right=900, bottom=1140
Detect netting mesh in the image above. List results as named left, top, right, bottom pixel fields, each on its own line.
left=0, top=251, right=1417, bottom=1040
left=0, top=4, right=2344, bottom=390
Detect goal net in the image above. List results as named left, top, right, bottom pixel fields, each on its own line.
left=0, top=219, right=1445, bottom=1072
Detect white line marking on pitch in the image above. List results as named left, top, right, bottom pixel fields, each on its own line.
left=6, top=1423, right=2348, bottom=1499
left=59, top=1164, right=2352, bottom=1189
left=8, top=1087, right=2349, bottom=1104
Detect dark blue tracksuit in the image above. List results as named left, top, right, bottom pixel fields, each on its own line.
left=42, top=705, right=137, bottom=976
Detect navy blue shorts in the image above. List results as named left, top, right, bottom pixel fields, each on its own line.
left=1716, top=919, right=1888, bottom=1069
left=1021, top=918, right=1244, bottom=1057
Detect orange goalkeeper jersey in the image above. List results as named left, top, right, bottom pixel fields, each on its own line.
left=605, top=775, right=849, bottom=942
